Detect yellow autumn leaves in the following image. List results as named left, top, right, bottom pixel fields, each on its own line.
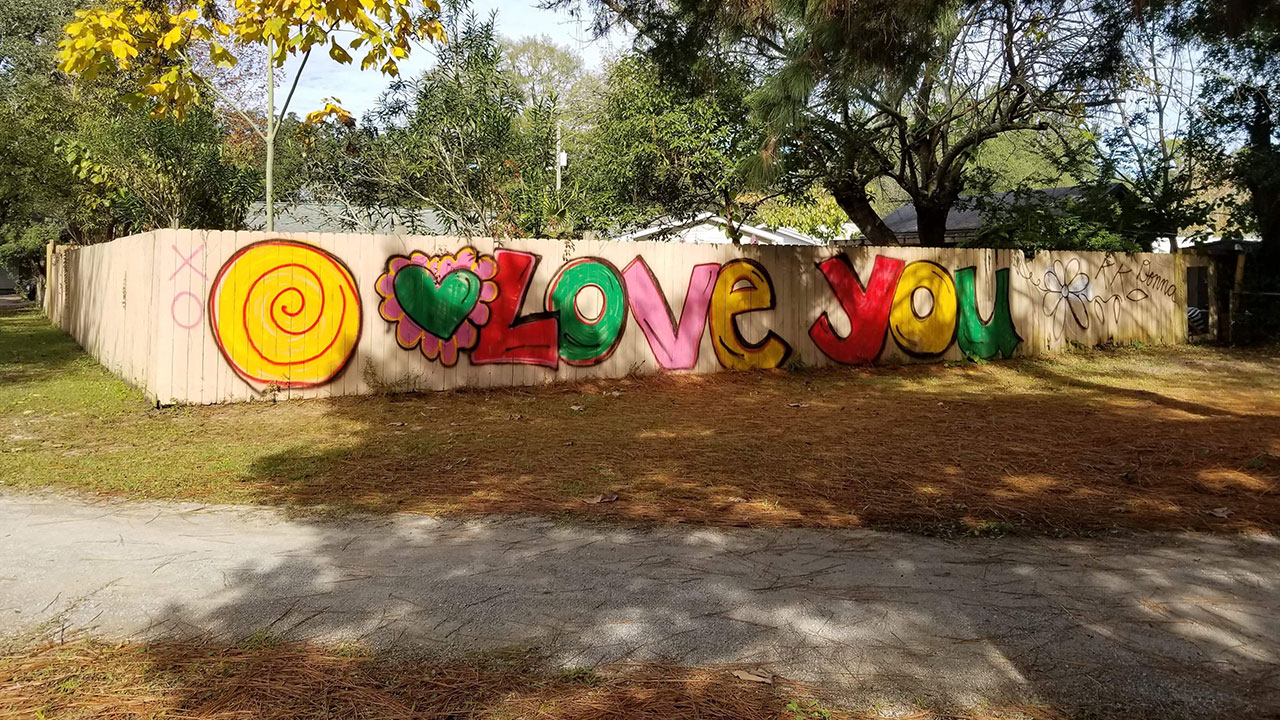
left=304, top=97, right=355, bottom=126
left=59, top=0, right=445, bottom=122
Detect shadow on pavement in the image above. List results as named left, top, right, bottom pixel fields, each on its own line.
left=5, top=495, right=1277, bottom=719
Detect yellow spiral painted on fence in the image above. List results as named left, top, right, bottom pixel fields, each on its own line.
left=209, top=241, right=361, bottom=388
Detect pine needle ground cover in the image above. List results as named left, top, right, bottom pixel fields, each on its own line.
left=3, top=300, right=1277, bottom=534
left=0, top=637, right=1072, bottom=720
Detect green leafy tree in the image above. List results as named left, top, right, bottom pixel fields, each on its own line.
left=1, top=0, right=262, bottom=290
left=503, top=35, right=583, bottom=103
left=0, top=0, right=82, bottom=287
left=1082, top=6, right=1220, bottom=251
left=552, top=0, right=1122, bottom=246
left=576, top=53, right=766, bottom=240
left=66, top=88, right=259, bottom=231
left=1108, top=0, right=1280, bottom=274
left=753, top=188, right=849, bottom=242
left=305, top=5, right=578, bottom=237
left=965, top=187, right=1138, bottom=252
left=58, top=0, right=446, bottom=230
left=363, top=7, right=526, bottom=234
left=1197, top=32, right=1280, bottom=275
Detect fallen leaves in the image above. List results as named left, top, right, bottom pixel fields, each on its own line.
left=731, top=670, right=773, bottom=684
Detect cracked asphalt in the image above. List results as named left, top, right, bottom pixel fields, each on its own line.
left=1, top=492, right=1277, bottom=718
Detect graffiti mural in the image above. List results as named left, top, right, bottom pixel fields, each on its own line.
left=622, top=258, right=718, bottom=370
left=471, top=249, right=560, bottom=368
left=809, top=254, right=1020, bottom=363
left=370, top=247, right=1027, bottom=374
left=1015, top=252, right=1172, bottom=341
left=176, top=237, right=1194, bottom=401
left=955, top=267, right=1021, bottom=359
left=809, top=255, right=903, bottom=364
left=890, top=261, right=958, bottom=357
left=709, top=259, right=792, bottom=370
left=169, top=244, right=206, bottom=330
left=545, top=258, right=628, bottom=366
left=375, top=247, right=499, bottom=367
left=209, top=240, right=361, bottom=388
left=1091, top=254, right=1153, bottom=325
left=52, top=231, right=1190, bottom=404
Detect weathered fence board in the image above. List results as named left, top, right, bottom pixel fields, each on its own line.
left=44, top=231, right=1188, bottom=405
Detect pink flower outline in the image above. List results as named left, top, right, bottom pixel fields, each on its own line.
left=375, top=246, right=499, bottom=367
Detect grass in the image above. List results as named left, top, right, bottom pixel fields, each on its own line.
left=2, top=299, right=1279, bottom=534
left=0, top=636, right=1072, bottom=720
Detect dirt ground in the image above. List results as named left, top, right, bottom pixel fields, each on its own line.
left=3, top=302, right=1279, bottom=534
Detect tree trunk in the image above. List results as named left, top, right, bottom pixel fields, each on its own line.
left=1244, top=90, right=1280, bottom=279
left=914, top=202, right=952, bottom=247
left=828, top=180, right=897, bottom=245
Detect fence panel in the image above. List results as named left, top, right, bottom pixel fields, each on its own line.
left=45, top=231, right=1189, bottom=404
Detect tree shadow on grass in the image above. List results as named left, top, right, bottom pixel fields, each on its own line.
left=239, top=362, right=1280, bottom=535
left=0, top=299, right=94, bottom=386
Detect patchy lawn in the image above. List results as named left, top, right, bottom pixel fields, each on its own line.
left=2, top=299, right=1278, bottom=534
left=0, top=636, right=1066, bottom=720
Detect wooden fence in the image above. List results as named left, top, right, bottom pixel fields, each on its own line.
left=45, top=230, right=1189, bottom=404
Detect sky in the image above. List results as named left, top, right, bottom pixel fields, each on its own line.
left=280, top=1, right=628, bottom=119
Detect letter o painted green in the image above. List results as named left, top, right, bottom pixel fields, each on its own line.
left=545, top=258, right=627, bottom=366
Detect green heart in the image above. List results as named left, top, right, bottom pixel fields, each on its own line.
left=394, top=265, right=482, bottom=340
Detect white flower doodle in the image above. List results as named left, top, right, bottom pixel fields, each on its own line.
left=1012, top=252, right=1157, bottom=342
left=1043, top=258, right=1092, bottom=340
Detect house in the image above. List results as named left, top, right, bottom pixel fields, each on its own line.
left=881, top=186, right=1121, bottom=246
left=0, top=267, right=15, bottom=294
left=249, top=205, right=832, bottom=246
left=246, top=203, right=448, bottom=234
left=612, top=212, right=828, bottom=245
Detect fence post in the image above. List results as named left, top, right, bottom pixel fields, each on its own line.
left=43, top=241, right=55, bottom=319
left=1227, top=252, right=1246, bottom=344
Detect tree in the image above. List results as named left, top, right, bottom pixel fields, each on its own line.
left=58, top=0, right=447, bottom=230
left=360, top=7, right=526, bottom=235
left=970, top=129, right=1085, bottom=193
left=65, top=88, right=258, bottom=231
left=753, top=188, right=850, bottom=242
left=504, top=35, right=583, bottom=103
left=1081, top=6, right=1219, bottom=251
left=1114, top=0, right=1280, bottom=274
left=1, top=0, right=260, bottom=291
left=554, top=0, right=1121, bottom=246
left=1198, top=37, right=1280, bottom=274
left=301, top=6, right=581, bottom=237
left=575, top=53, right=767, bottom=239
left=0, top=0, right=82, bottom=287
left=965, top=187, right=1139, bottom=252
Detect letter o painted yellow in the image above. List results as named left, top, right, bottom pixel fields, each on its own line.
left=889, top=261, right=957, bottom=356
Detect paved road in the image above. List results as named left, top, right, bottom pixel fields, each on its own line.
left=1, top=493, right=1276, bottom=718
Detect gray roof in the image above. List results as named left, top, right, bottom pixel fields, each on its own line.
left=882, top=186, right=1093, bottom=235
left=247, top=203, right=448, bottom=234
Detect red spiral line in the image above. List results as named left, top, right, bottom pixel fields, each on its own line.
left=240, top=262, right=351, bottom=368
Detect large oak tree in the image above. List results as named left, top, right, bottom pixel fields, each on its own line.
left=551, top=0, right=1121, bottom=245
